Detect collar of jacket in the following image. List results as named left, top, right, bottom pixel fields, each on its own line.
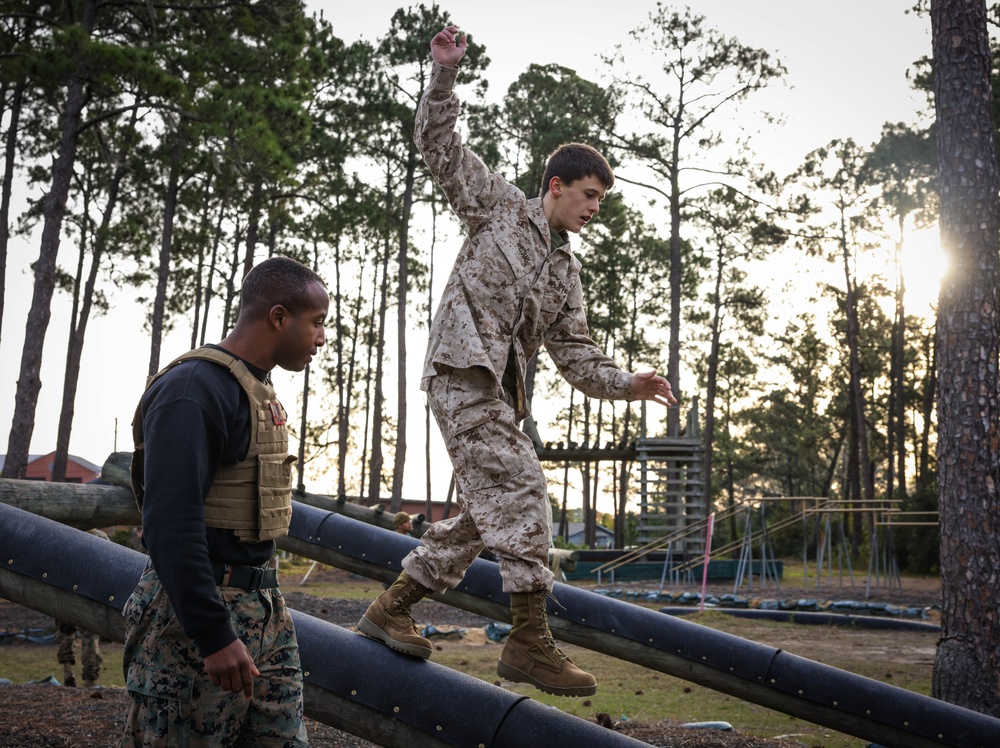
left=526, top=197, right=571, bottom=253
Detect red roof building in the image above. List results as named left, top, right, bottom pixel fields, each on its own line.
left=0, top=452, right=101, bottom=483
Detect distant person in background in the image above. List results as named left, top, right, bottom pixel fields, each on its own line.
left=57, top=528, right=110, bottom=687
left=128, top=525, right=146, bottom=554
left=393, top=512, right=413, bottom=535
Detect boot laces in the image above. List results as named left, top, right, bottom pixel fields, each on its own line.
left=535, top=590, right=568, bottom=662
left=392, top=582, right=426, bottom=627
left=396, top=607, right=418, bottom=630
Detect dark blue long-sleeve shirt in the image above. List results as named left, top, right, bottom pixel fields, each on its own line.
left=139, top=345, right=275, bottom=657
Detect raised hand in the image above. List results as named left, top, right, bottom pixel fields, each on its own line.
left=430, top=25, right=467, bottom=68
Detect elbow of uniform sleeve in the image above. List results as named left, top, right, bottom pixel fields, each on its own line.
left=551, top=346, right=636, bottom=401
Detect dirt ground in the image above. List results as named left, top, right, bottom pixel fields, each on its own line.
left=0, top=568, right=942, bottom=748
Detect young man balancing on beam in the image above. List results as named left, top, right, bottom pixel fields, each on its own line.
left=359, top=25, right=677, bottom=698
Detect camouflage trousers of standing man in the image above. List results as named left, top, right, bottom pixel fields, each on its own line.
left=405, top=365, right=555, bottom=595
left=120, top=564, right=308, bottom=747
left=56, top=620, right=102, bottom=686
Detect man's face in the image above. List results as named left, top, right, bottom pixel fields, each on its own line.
left=275, top=282, right=329, bottom=372
left=548, top=175, right=607, bottom=234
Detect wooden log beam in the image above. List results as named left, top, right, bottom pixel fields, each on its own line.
left=0, top=477, right=139, bottom=528
left=0, top=566, right=128, bottom=640
left=101, top=452, right=423, bottom=535
left=0, top=469, right=577, bottom=573
left=301, top=683, right=452, bottom=748
left=0, top=452, right=424, bottom=535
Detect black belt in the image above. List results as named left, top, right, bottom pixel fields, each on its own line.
left=211, top=562, right=278, bottom=591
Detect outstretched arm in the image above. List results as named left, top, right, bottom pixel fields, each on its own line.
left=630, top=369, right=677, bottom=408
left=431, top=25, right=467, bottom=68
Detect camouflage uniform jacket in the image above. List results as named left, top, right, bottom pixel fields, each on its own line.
left=417, top=62, right=635, bottom=423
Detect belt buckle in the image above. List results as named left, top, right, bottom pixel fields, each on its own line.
left=247, top=566, right=264, bottom=591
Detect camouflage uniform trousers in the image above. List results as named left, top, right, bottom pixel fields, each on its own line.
left=405, top=366, right=555, bottom=595
left=56, top=620, right=102, bottom=683
left=121, top=564, right=307, bottom=747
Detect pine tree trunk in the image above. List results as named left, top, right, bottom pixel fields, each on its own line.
left=841, top=211, right=873, bottom=552
left=2, top=0, right=96, bottom=479
left=296, top=363, right=310, bottom=493
left=221, top=224, right=242, bottom=337
left=930, top=0, right=1000, bottom=716
left=615, top=445, right=630, bottom=548
left=51, top=187, right=92, bottom=483
left=589, top=398, right=606, bottom=548
left=189, top=172, right=214, bottom=349
left=917, top=328, right=936, bottom=493
left=667, top=132, right=682, bottom=437
left=424, top=205, right=438, bottom=518
left=0, top=1, right=43, bottom=348
left=199, top=202, right=225, bottom=347
left=333, top=232, right=347, bottom=500
left=391, top=151, right=418, bottom=509
left=53, top=106, right=137, bottom=482
left=147, top=135, right=184, bottom=377
left=559, top=388, right=575, bottom=541
left=242, top=179, right=263, bottom=280
left=703, top=249, right=724, bottom=514
left=893, top=221, right=907, bottom=500
left=338, top=255, right=364, bottom=501
left=367, top=207, right=391, bottom=506
left=53, top=240, right=102, bottom=482
left=358, top=265, right=378, bottom=503
left=615, top=293, right=641, bottom=549
left=0, top=79, right=26, bottom=349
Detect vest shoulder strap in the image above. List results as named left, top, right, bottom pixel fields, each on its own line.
left=131, top=347, right=272, bottom=504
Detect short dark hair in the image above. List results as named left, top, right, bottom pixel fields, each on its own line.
left=238, top=256, right=326, bottom=321
left=540, top=143, right=614, bottom=197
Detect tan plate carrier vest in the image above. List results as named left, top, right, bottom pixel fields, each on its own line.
left=131, top=347, right=296, bottom=543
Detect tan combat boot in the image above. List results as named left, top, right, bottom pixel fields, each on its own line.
left=358, top=571, right=433, bottom=659
left=62, top=663, right=76, bottom=688
left=496, top=589, right=597, bottom=697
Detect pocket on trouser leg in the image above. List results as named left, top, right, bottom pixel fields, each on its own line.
left=452, top=416, right=527, bottom=492
left=238, top=667, right=308, bottom=748
left=237, top=594, right=308, bottom=747
left=122, top=661, right=194, bottom=747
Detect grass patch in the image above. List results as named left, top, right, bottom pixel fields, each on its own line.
left=429, top=639, right=864, bottom=747
left=0, top=640, right=126, bottom=688
left=1, top=631, right=896, bottom=747
left=277, top=560, right=380, bottom=600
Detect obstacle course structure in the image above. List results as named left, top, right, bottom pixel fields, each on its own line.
left=0, top=499, right=647, bottom=748
left=2, top=478, right=999, bottom=747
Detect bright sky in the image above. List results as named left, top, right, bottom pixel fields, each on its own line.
left=319, top=0, right=933, bottom=174
left=1, top=2, right=935, bottom=508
